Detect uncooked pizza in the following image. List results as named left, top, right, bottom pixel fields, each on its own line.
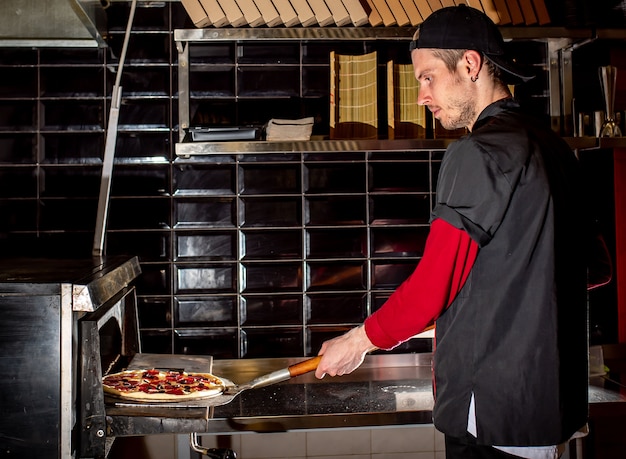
left=102, top=368, right=225, bottom=401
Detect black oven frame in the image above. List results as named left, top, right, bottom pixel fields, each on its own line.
left=78, top=286, right=140, bottom=458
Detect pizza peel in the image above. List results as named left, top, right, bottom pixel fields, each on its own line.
left=207, top=355, right=322, bottom=407
left=204, top=327, right=437, bottom=408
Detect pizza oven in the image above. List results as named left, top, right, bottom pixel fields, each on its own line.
left=0, top=256, right=234, bottom=459
left=0, top=257, right=140, bottom=458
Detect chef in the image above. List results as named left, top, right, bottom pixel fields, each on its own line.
left=314, top=5, right=600, bottom=459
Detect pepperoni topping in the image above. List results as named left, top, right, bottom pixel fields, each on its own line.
left=102, top=368, right=224, bottom=398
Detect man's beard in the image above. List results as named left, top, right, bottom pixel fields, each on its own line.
left=439, top=97, right=475, bottom=131
left=438, top=78, right=476, bottom=130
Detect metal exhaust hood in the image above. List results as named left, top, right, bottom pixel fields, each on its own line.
left=0, top=0, right=107, bottom=48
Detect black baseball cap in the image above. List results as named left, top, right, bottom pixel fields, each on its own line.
left=409, top=5, right=534, bottom=84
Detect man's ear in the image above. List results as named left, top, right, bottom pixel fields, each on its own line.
left=463, top=50, right=483, bottom=80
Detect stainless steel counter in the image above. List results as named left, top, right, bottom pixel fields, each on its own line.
left=208, top=353, right=435, bottom=433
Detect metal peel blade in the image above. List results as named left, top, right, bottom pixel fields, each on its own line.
left=222, top=355, right=321, bottom=396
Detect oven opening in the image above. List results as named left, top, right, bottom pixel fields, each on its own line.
left=99, top=314, right=133, bottom=376
left=77, top=279, right=143, bottom=459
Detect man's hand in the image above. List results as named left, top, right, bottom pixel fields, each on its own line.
left=314, top=325, right=377, bottom=379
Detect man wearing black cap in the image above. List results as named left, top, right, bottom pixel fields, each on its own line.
left=315, top=5, right=591, bottom=459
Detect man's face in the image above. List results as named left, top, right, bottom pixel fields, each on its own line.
left=411, top=48, right=477, bottom=131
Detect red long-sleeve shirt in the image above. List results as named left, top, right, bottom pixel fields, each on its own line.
left=364, top=218, right=479, bottom=350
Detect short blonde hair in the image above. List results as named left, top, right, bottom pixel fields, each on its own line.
left=431, top=49, right=504, bottom=83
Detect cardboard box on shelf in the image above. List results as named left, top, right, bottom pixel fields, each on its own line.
left=385, top=0, right=411, bottom=25
left=271, top=0, right=300, bottom=26
left=425, top=0, right=443, bottom=13
left=341, top=0, right=370, bottom=25
left=413, top=0, right=433, bottom=20
left=215, top=0, right=246, bottom=26
left=362, top=0, right=384, bottom=25
left=308, top=0, right=335, bottom=25
left=491, top=0, right=512, bottom=24
left=517, top=0, right=538, bottom=24
left=325, top=0, right=352, bottom=25
left=290, top=0, right=318, bottom=26
left=503, top=0, right=524, bottom=23
left=531, top=0, right=551, bottom=24
left=478, top=0, right=502, bottom=24
left=464, top=0, right=483, bottom=10
left=181, top=0, right=212, bottom=27
left=399, top=0, right=423, bottom=25
left=253, top=0, right=283, bottom=26
left=199, top=0, right=229, bottom=26
left=371, top=0, right=397, bottom=25
left=234, top=0, right=265, bottom=26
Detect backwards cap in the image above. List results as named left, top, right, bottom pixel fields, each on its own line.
left=409, top=5, right=534, bottom=84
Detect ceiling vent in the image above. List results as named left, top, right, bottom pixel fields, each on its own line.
left=0, top=0, right=107, bottom=47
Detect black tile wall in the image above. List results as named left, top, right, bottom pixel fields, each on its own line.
left=0, top=1, right=568, bottom=357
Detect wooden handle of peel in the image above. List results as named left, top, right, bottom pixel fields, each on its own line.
left=288, top=356, right=322, bottom=377
left=287, top=325, right=434, bottom=378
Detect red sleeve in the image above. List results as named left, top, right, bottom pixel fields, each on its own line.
left=364, top=218, right=479, bottom=350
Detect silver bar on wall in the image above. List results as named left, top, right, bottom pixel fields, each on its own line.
left=548, top=37, right=589, bottom=137
left=92, top=0, right=137, bottom=257
left=92, top=87, right=121, bottom=257
left=60, top=283, right=73, bottom=459
left=178, top=41, right=190, bottom=141
left=560, top=46, right=574, bottom=137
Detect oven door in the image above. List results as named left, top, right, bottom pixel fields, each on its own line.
left=78, top=285, right=140, bottom=458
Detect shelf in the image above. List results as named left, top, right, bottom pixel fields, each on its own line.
left=176, top=138, right=456, bottom=156
left=174, top=27, right=599, bottom=43
left=175, top=27, right=417, bottom=43
left=175, top=137, right=625, bottom=157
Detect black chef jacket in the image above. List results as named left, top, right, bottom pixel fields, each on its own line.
left=431, top=98, right=589, bottom=447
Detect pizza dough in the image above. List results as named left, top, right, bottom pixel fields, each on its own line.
left=102, top=368, right=225, bottom=402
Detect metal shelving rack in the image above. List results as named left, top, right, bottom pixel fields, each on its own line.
left=174, top=26, right=599, bottom=139
left=169, top=144, right=444, bottom=358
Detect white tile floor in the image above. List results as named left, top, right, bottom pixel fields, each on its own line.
left=193, top=425, right=446, bottom=459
